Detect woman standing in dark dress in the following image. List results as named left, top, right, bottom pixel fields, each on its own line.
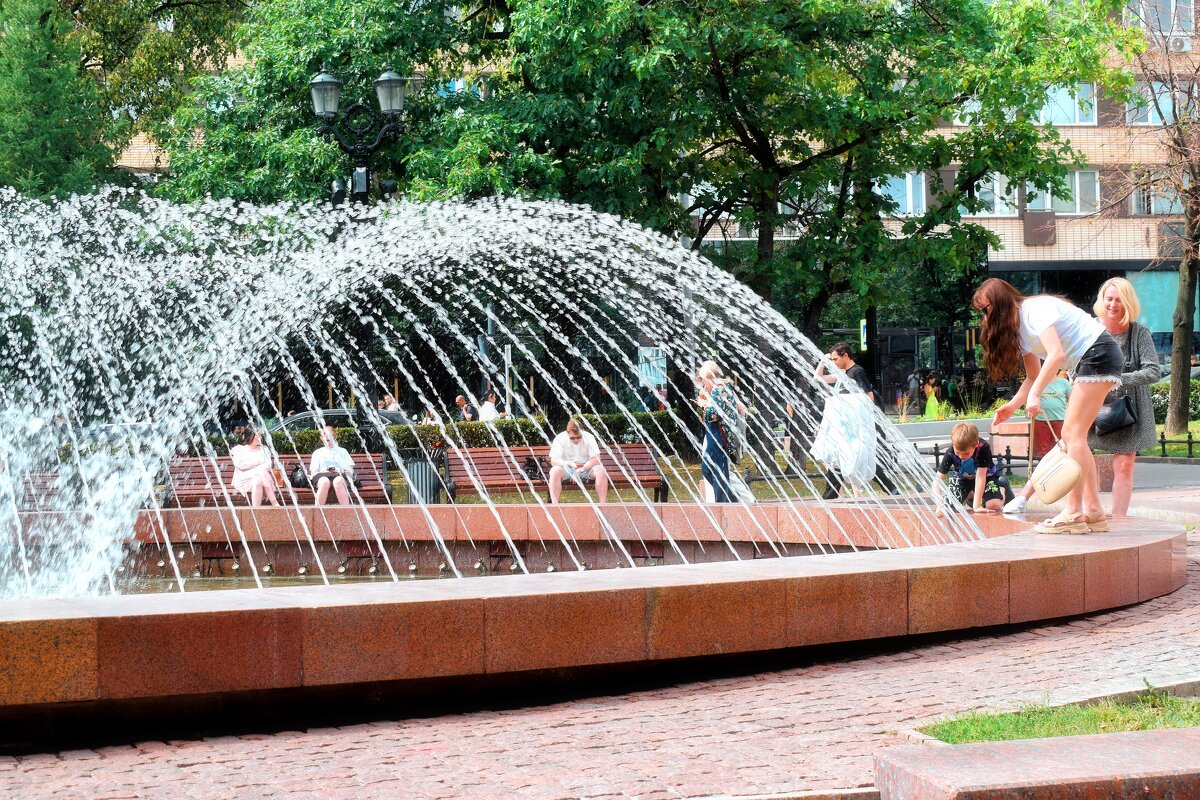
left=1087, top=278, right=1160, bottom=517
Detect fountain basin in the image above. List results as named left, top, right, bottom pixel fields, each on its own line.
left=0, top=517, right=1184, bottom=747
left=18, top=502, right=1030, bottom=578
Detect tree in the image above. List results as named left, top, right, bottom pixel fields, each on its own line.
left=157, top=0, right=529, bottom=202
left=160, top=0, right=1135, bottom=345
left=63, top=0, right=247, bottom=149
left=1104, top=21, right=1198, bottom=435
left=0, top=0, right=115, bottom=196
left=436, top=0, right=1136, bottom=335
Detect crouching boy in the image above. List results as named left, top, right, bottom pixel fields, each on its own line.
left=934, top=422, right=1013, bottom=514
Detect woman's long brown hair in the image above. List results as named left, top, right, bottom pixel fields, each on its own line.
left=973, top=278, right=1024, bottom=381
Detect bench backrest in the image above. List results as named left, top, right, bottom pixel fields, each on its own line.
left=18, top=473, right=62, bottom=511
left=445, top=443, right=661, bottom=486
left=168, top=452, right=388, bottom=494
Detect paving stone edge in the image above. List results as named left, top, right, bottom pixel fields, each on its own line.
left=891, top=677, right=1200, bottom=749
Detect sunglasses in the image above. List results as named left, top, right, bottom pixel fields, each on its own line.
left=978, top=304, right=991, bottom=317
left=569, top=434, right=582, bottom=441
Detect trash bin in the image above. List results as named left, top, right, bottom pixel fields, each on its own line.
left=403, top=450, right=442, bottom=504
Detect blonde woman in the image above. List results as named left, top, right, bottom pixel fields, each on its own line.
left=695, top=360, right=740, bottom=503
left=1088, top=278, right=1160, bottom=517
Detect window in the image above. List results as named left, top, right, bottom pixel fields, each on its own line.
left=1039, top=83, right=1096, bottom=125
left=1127, top=0, right=1194, bottom=32
left=1026, top=171, right=1100, bottom=215
left=1127, top=81, right=1184, bottom=125
left=1133, top=184, right=1184, bottom=214
left=964, top=174, right=1018, bottom=216
left=881, top=172, right=926, bottom=215
left=952, top=98, right=982, bottom=126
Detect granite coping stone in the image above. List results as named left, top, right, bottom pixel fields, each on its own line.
left=0, top=523, right=1186, bottom=712
left=873, top=727, right=1200, bottom=799
left=0, top=526, right=1179, bottom=622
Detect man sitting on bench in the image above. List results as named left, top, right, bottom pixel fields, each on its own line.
left=548, top=418, right=609, bottom=503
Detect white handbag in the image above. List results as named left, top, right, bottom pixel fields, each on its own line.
left=1029, top=424, right=1081, bottom=505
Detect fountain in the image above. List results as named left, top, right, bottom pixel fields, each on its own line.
left=0, top=187, right=1185, bottom=747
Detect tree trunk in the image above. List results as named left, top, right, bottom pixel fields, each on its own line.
left=1166, top=212, right=1198, bottom=435
left=801, top=284, right=833, bottom=341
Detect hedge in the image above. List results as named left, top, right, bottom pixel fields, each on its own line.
left=576, top=410, right=692, bottom=456
left=1150, top=380, right=1200, bottom=424
left=193, top=412, right=691, bottom=457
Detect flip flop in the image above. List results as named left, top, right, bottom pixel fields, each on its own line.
left=1034, top=510, right=1090, bottom=535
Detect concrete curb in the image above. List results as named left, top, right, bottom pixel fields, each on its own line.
left=692, top=790, right=880, bottom=800
left=891, top=677, right=1200, bottom=749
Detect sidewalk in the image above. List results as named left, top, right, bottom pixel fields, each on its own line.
left=1020, top=463, right=1200, bottom=525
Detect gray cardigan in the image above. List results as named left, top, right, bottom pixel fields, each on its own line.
left=1088, top=322, right=1161, bottom=454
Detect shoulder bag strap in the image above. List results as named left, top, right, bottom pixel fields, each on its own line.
left=1124, top=321, right=1137, bottom=370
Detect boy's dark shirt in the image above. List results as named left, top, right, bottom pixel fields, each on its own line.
left=938, top=441, right=996, bottom=483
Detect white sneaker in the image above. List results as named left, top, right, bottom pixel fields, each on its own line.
left=1002, top=496, right=1028, bottom=514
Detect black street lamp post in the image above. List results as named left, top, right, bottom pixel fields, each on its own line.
left=309, top=65, right=421, bottom=204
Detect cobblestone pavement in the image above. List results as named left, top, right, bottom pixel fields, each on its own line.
left=4, top=530, right=1198, bottom=800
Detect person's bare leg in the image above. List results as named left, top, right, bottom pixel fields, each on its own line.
left=333, top=476, right=351, bottom=505
left=1110, top=452, right=1136, bottom=516
left=315, top=476, right=331, bottom=505
left=1060, top=380, right=1114, bottom=518
left=264, top=475, right=281, bottom=506
left=592, top=465, right=609, bottom=503
left=251, top=482, right=264, bottom=507
left=548, top=466, right=565, bottom=503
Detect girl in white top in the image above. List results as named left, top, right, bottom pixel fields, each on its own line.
left=309, top=425, right=355, bottom=505
left=230, top=428, right=282, bottom=507
left=974, top=278, right=1123, bottom=534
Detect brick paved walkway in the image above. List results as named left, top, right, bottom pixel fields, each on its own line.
left=4, top=530, right=1198, bottom=800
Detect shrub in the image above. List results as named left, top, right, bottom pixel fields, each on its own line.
left=576, top=410, right=692, bottom=455
left=1150, top=380, right=1200, bottom=424
left=186, top=413, right=692, bottom=458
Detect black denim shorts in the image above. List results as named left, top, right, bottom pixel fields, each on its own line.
left=1075, top=332, right=1123, bottom=386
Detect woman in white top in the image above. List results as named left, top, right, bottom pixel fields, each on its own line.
left=975, top=278, right=1123, bottom=534
left=309, top=425, right=355, bottom=505
left=478, top=390, right=503, bottom=422
left=230, top=428, right=282, bottom=507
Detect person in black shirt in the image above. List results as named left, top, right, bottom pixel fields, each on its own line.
left=455, top=394, right=478, bottom=422
left=934, top=422, right=1012, bottom=513
left=814, top=342, right=899, bottom=499
left=817, top=343, right=875, bottom=398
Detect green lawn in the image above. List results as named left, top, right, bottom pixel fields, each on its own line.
left=923, top=689, right=1200, bottom=744
left=1137, top=421, right=1200, bottom=457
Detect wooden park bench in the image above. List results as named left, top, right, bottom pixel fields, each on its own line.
left=441, top=443, right=669, bottom=503
left=164, top=452, right=391, bottom=508
left=17, top=473, right=63, bottom=511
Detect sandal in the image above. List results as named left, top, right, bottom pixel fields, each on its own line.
left=1083, top=511, right=1110, bottom=532
left=1034, top=510, right=1090, bottom=535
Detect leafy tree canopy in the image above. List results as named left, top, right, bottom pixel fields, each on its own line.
left=66, top=0, right=246, bottom=147
left=158, top=0, right=1136, bottom=334
left=0, top=0, right=116, bottom=196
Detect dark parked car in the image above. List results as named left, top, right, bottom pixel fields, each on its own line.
left=266, top=408, right=409, bottom=435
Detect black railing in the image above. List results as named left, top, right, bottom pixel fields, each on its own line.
left=1156, top=431, right=1197, bottom=458
left=931, top=442, right=1019, bottom=477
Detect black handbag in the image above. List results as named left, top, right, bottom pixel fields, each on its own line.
left=289, top=464, right=310, bottom=489
left=1094, top=394, right=1136, bottom=436
left=520, top=455, right=550, bottom=481
left=1093, top=322, right=1139, bottom=437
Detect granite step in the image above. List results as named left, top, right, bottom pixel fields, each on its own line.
left=873, top=727, right=1200, bottom=799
